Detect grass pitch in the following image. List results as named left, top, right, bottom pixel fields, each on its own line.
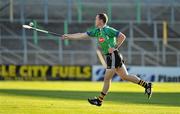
left=0, top=81, right=180, bottom=114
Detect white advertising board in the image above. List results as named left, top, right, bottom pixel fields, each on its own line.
left=92, top=65, right=180, bottom=82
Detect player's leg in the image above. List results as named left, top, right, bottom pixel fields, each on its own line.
left=88, top=69, right=115, bottom=106
left=113, top=50, right=152, bottom=99
left=115, top=64, right=152, bottom=99
left=99, top=69, right=115, bottom=100
left=115, top=64, right=140, bottom=83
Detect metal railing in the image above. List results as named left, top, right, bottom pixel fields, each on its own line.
left=0, top=0, right=180, bottom=23
left=0, top=20, right=180, bottom=66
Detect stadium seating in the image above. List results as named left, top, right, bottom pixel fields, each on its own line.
left=0, top=0, right=180, bottom=66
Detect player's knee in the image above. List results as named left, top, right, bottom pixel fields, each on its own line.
left=115, top=68, right=128, bottom=81
left=120, top=75, right=128, bottom=81
left=104, top=76, right=111, bottom=82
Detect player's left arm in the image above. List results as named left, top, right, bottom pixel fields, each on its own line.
left=108, top=32, right=126, bottom=53
left=115, top=32, right=126, bottom=49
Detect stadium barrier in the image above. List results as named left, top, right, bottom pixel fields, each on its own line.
left=92, top=65, right=180, bottom=82
left=0, top=65, right=91, bottom=81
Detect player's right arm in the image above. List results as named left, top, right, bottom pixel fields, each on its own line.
left=62, top=28, right=97, bottom=40
left=62, top=33, right=90, bottom=40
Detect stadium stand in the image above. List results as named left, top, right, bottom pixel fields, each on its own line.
left=0, top=0, right=180, bottom=66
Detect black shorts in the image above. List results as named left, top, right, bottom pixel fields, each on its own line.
left=105, top=50, right=124, bottom=69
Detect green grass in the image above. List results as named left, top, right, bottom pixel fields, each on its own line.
left=0, top=81, right=180, bottom=114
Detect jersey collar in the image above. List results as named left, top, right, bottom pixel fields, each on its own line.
left=99, top=25, right=108, bottom=30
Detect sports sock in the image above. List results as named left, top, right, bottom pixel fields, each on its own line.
left=138, top=80, right=148, bottom=88
left=98, top=92, right=106, bottom=102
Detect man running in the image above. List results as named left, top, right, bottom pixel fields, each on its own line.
left=62, top=13, right=152, bottom=106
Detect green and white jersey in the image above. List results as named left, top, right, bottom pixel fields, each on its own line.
left=86, top=25, right=120, bottom=54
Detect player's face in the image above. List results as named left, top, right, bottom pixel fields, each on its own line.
left=95, top=15, right=101, bottom=27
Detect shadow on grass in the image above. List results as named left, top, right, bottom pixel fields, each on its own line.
left=0, top=89, right=179, bottom=107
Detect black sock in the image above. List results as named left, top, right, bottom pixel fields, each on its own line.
left=138, top=80, right=148, bottom=88
left=98, top=92, right=106, bottom=102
